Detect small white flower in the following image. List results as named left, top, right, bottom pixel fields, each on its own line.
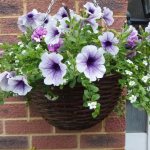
left=129, top=95, right=137, bottom=103
left=142, top=75, right=149, bottom=83
left=21, top=50, right=26, bottom=55
left=126, top=59, right=133, bottom=64
left=129, top=81, right=136, bottom=86
left=18, top=41, right=23, bottom=46
left=135, top=65, right=138, bottom=70
left=18, top=41, right=24, bottom=48
left=125, top=70, right=133, bottom=75
left=128, top=90, right=132, bottom=94
left=35, top=44, right=40, bottom=50
left=147, top=86, right=150, bottom=92
left=88, top=101, right=97, bottom=110
left=15, top=60, right=19, bottom=63
left=143, top=60, right=148, bottom=66
left=9, top=52, right=13, bottom=56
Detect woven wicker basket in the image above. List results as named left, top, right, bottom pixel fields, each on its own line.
left=28, top=74, right=122, bottom=130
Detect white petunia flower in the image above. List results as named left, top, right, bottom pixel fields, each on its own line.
left=88, top=101, right=97, bottom=110
left=129, top=81, right=136, bottom=86
left=129, top=95, right=137, bottom=103
left=125, top=70, right=133, bottom=75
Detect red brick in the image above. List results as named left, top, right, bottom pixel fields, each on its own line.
left=0, top=35, right=18, bottom=43
left=0, top=18, right=20, bottom=34
left=27, top=0, right=75, bottom=15
left=80, top=134, right=125, bottom=148
left=29, top=104, right=41, bottom=117
left=5, top=119, right=53, bottom=134
left=0, top=136, right=28, bottom=149
left=0, top=104, right=27, bottom=118
left=110, top=17, right=126, bottom=31
left=55, top=122, right=102, bottom=133
left=105, top=117, right=125, bottom=132
left=32, top=135, right=77, bottom=149
left=5, top=96, right=25, bottom=102
left=0, top=0, right=23, bottom=16
left=79, top=0, right=128, bottom=16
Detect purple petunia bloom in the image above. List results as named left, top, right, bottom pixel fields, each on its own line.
left=0, top=71, right=15, bottom=91
left=98, top=32, right=119, bottom=55
left=102, top=7, right=114, bottom=26
left=84, top=2, right=102, bottom=20
left=59, top=18, right=70, bottom=33
left=45, top=25, right=61, bottom=45
left=127, top=27, right=139, bottom=48
left=76, top=45, right=106, bottom=81
left=85, top=18, right=99, bottom=33
left=39, top=52, right=67, bottom=86
left=8, top=76, right=32, bottom=96
left=48, top=39, right=63, bottom=52
left=18, top=9, right=40, bottom=32
left=36, top=13, right=57, bottom=29
left=55, top=7, right=69, bottom=20
left=31, top=27, right=47, bottom=42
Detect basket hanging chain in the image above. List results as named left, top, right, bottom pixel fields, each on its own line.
left=43, top=0, right=98, bottom=24
left=45, top=0, right=98, bottom=15
left=92, top=0, right=98, bottom=6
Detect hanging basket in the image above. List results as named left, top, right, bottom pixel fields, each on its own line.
left=28, top=73, right=122, bottom=130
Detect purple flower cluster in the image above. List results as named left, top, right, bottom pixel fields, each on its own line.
left=0, top=72, right=32, bottom=96
left=48, top=39, right=63, bottom=52
left=31, top=27, right=47, bottom=42
left=127, top=26, right=139, bottom=48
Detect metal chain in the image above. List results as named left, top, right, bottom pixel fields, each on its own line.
left=43, top=0, right=57, bottom=24
left=43, top=0, right=98, bottom=24
left=92, top=0, right=98, bottom=6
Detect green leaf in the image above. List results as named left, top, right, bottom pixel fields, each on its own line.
left=92, top=94, right=100, bottom=101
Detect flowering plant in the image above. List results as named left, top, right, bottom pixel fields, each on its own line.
left=0, top=0, right=149, bottom=118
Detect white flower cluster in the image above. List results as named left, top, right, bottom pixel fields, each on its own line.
left=88, top=101, right=97, bottom=110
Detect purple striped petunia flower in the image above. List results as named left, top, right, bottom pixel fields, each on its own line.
left=31, top=27, right=47, bottom=42
left=76, top=45, right=106, bottom=81
left=45, top=25, right=61, bottom=45
left=55, top=7, right=69, bottom=20
left=127, top=27, right=139, bottom=48
left=84, top=2, right=102, bottom=19
left=98, top=32, right=119, bottom=55
left=39, top=52, right=67, bottom=86
left=8, top=76, right=32, bottom=96
left=102, top=7, right=114, bottom=26
left=0, top=71, right=15, bottom=91
left=18, top=9, right=40, bottom=32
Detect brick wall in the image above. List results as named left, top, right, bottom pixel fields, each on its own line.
left=0, top=0, right=127, bottom=149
